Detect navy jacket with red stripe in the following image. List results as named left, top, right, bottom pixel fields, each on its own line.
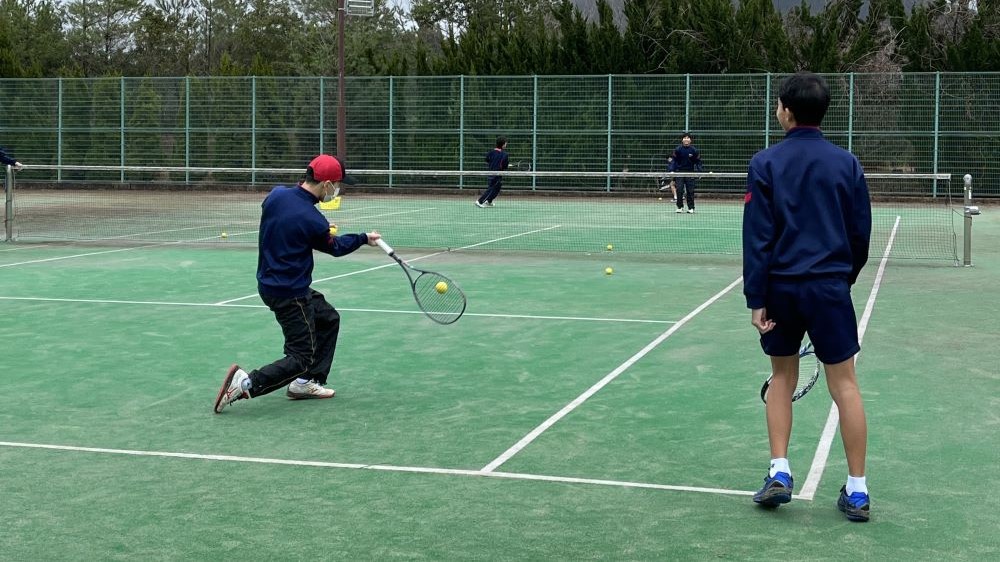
left=742, top=127, right=872, bottom=309
left=256, top=185, right=368, bottom=298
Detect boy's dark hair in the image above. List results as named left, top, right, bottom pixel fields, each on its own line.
left=496, top=136, right=507, bottom=149
left=681, top=133, right=692, bottom=140
left=778, top=72, right=830, bottom=126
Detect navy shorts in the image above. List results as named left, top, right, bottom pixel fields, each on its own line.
left=759, top=278, right=860, bottom=364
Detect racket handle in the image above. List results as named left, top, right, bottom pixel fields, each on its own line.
left=375, top=238, right=395, bottom=255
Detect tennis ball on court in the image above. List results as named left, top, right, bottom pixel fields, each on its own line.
left=221, top=232, right=228, bottom=239
left=658, top=197, right=663, bottom=201
left=435, top=281, right=448, bottom=294
left=606, top=244, right=613, bottom=251
left=605, top=267, right=614, bottom=275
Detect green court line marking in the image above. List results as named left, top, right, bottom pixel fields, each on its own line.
left=215, top=225, right=564, bottom=305
left=480, top=276, right=744, bottom=473
left=798, top=216, right=900, bottom=500
left=0, top=440, right=764, bottom=498
left=0, top=296, right=672, bottom=324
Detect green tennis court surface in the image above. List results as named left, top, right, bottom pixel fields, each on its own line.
left=1, top=204, right=997, bottom=559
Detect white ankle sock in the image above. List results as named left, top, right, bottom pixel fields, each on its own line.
left=769, top=458, right=790, bottom=477
left=294, top=378, right=310, bottom=385
left=846, top=475, right=867, bottom=495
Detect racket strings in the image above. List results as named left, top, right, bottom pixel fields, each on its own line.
left=413, top=273, right=466, bottom=324
left=792, top=354, right=821, bottom=400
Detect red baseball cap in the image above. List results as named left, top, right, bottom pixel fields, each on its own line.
left=307, top=154, right=357, bottom=184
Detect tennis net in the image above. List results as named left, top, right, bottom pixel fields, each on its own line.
left=5, top=166, right=959, bottom=261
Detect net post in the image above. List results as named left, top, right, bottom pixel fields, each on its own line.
left=963, top=173, right=979, bottom=267
left=4, top=165, right=13, bottom=242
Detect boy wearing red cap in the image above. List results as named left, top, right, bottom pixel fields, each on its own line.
left=214, top=155, right=380, bottom=413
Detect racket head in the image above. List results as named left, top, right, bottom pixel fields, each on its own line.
left=759, top=341, right=821, bottom=404
left=411, top=270, right=467, bottom=325
left=514, top=160, right=531, bottom=172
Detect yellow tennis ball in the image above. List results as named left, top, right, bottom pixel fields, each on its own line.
left=221, top=232, right=227, bottom=238
left=606, top=244, right=613, bottom=251
left=435, top=281, right=448, bottom=294
left=658, top=197, right=663, bottom=201
left=605, top=267, right=613, bottom=275
left=329, top=225, right=338, bottom=235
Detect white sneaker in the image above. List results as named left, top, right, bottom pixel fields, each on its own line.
left=214, top=365, right=250, bottom=414
left=475, top=201, right=486, bottom=208
left=286, top=380, right=336, bottom=400
left=687, top=209, right=695, bottom=214
left=676, top=208, right=684, bottom=213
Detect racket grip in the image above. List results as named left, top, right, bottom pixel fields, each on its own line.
left=375, top=238, right=395, bottom=255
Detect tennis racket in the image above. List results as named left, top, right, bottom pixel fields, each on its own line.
left=759, top=341, right=821, bottom=404
left=375, top=239, right=467, bottom=325
left=512, top=160, right=531, bottom=172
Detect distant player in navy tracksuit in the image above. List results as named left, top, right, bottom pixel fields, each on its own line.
left=214, top=154, right=381, bottom=414
left=668, top=133, right=702, bottom=213
left=743, top=72, right=873, bottom=522
left=477, top=136, right=509, bottom=207
left=0, top=146, right=23, bottom=171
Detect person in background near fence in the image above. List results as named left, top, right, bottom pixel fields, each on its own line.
left=0, top=147, right=24, bottom=171
left=658, top=155, right=678, bottom=202
left=476, top=136, right=509, bottom=208
left=214, top=154, right=381, bottom=414
left=742, top=72, right=873, bottom=522
left=669, top=133, right=703, bottom=213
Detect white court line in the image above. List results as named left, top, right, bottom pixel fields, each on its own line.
left=0, top=231, right=239, bottom=268
left=0, top=244, right=160, bottom=268
left=0, top=208, right=439, bottom=269
left=0, top=243, right=52, bottom=252
left=215, top=225, right=563, bottom=304
left=797, top=216, right=900, bottom=500
left=481, top=276, right=744, bottom=473
left=0, top=441, right=754, bottom=498
left=0, top=296, right=671, bottom=324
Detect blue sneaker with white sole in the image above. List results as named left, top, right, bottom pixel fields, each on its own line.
left=753, top=472, right=793, bottom=507
left=837, top=486, right=871, bottom=522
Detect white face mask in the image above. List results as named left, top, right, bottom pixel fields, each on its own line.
left=322, top=182, right=341, bottom=203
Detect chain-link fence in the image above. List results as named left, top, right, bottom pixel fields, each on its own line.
left=1, top=73, right=996, bottom=194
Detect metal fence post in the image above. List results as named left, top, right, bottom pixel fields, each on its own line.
left=848, top=73, right=854, bottom=153
left=532, top=75, right=538, bottom=191
left=57, top=78, right=63, bottom=182
left=185, top=77, right=191, bottom=183
left=684, top=74, right=691, bottom=132
left=606, top=74, right=612, bottom=192
left=459, top=76, right=465, bottom=189
left=251, top=76, right=257, bottom=184
left=4, top=165, right=12, bottom=242
left=764, top=73, right=771, bottom=149
left=319, top=76, right=325, bottom=155
left=120, top=77, right=126, bottom=182
left=388, top=76, right=394, bottom=189
left=933, top=72, right=941, bottom=197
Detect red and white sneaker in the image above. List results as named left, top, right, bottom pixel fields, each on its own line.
left=214, top=364, right=250, bottom=414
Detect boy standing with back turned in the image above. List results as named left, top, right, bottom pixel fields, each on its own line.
left=742, top=72, right=873, bottom=522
